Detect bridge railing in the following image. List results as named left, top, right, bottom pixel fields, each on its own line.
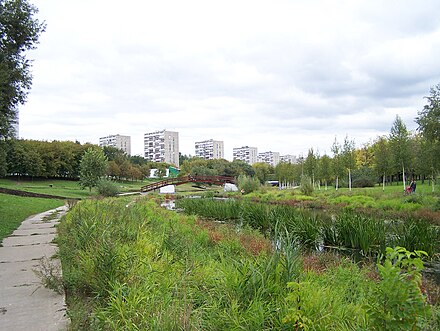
left=140, top=175, right=235, bottom=192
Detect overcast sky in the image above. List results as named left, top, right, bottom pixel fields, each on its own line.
left=20, top=0, right=440, bottom=159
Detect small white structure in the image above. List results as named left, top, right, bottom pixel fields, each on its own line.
left=159, top=185, right=175, bottom=194
left=224, top=183, right=238, bottom=192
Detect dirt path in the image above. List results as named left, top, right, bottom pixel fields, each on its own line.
left=0, top=206, right=69, bottom=331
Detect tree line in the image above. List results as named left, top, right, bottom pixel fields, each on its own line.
left=180, top=83, right=440, bottom=191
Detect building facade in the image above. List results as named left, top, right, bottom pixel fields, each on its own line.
left=195, top=139, right=224, bottom=160
left=233, top=146, right=258, bottom=165
left=280, top=154, right=297, bottom=164
left=258, top=151, right=280, bottom=167
left=144, top=130, right=179, bottom=167
left=99, top=134, right=131, bottom=155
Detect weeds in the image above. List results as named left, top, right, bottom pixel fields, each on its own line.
left=33, top=255, right=64, bottom=294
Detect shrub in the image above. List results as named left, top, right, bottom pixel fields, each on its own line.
left=352, top=177, right=375, bottom=188
left=300, top=175, right=314, bottom=196
left=237, top=174, right=260, bottom=194
left=367, top=247, right=431, bottom=330
left=97, top=179, right=120, bottom=197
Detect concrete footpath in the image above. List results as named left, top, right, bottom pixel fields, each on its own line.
left=0, top=206, right=69, bottom=331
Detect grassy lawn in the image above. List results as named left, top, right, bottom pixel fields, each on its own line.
left=0, top=178, right=92, bottom=199
left=0, top=177, right=157, bottom=198
left=0, top=193, right=65, bottom=242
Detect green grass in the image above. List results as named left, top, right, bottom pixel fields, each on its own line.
left=0, top=178, right=91, bottom=198
left=0, top=193, right=64, bottom=242
left=0, top=178, right=157, bottom=199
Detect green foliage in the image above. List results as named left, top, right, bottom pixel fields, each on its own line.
left=58, top=198, right=297, bottom=329
left=284, top=247, right=437, bottom=330
left=0, top=0, right=46, bottom=138
left=97, top=179, right=120, bottom=197
left=367, top=247, right=431, bottom=330
left=284, top=263, right=371, bottom=330
left=416, top=83, right=440, bottom=143
left=180, top=157, right=256, bottom=178
left=352, top=166, right=376, bottom=187
left=300, top=175, right=314, bottom=196
left=253, top=162, right=273, bottom=184
left=237, top=174, right=260, bottom=194
left=79, top=148, right=108, bottom=191
left=0, top=140, right=7, bottom=176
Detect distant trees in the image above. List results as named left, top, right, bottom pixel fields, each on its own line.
left=5, top=140, right=90, bottom=178
left=304, top=148, right=318, bottom=186
left=389, top=115, right=412, bottom=190
left=253, top=162, right=272, bottom=184
left=79, top=148, right=107, bottom=192
left=179, top=157, right=255, bottom=178
left=373, top=136, right=391, bottom=191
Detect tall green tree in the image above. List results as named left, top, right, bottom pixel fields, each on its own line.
left=416, top=83, right=440, bottom=143
left=275, top=161, right=297, bottom=185
left=373, top=136, right=391, bottom=191
left=304, top=148, right=318, bottom=187
left=79, top=148, right=108, bottom=192
left=342, top=136, right=356, bottom=191
left=318, top=154, right=332, bottom=190
left=389, top=115, right=411, bottom=189
left=331, top=138, right=344, bottom=190
left=0, top=0, right=45, bottom=138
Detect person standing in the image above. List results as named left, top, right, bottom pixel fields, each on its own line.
left=410, top=179, right=416, bottom=193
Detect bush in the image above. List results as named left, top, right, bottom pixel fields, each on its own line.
left=300, top=175, right=314, bottom=196
left=97, top=179, right=120, bottom=197
left=237, top=174, right=260, bottom=194
left=352, top=177, right=375, bottom=188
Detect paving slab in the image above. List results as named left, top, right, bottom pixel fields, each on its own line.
left=1, top=233, right=57, bottom=247
left=0, top=205, right=69, bottom=331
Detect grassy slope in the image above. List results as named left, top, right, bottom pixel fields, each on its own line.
left=0, top=193, right=64, bottom=242
left=0, top=178, right=156, bottom=198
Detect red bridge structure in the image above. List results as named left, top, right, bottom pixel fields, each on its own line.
left=140, top=175, right=236, bottom=193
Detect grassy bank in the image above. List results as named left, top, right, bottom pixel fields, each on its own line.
left=58, top=198, right=439, bottom=330
left=0, top=177, right=154, bottom=199
left=0, top=193, right=64, bottom=241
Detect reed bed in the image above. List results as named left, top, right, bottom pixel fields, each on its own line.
left=177, top=198, right=440, bottom=257
left=59, top=198, right=439, bottom=330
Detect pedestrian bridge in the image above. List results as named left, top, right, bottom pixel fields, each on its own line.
left=140, top=175, right=236, bottom=192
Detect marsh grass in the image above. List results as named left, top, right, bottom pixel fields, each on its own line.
left=59, top=198, right=303, bottom=329
left=177, top=198, right=439, bottom=257
left=58, top=197, right=439, bottom=330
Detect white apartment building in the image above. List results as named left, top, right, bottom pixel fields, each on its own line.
left=195, top=139, right=224, bottom=160
left=99, top=134, right=131, bottom=155
left=233, top=146, right=258, bottom=165
left=144, top=130, right=179, bottom=167
left=258, top=151, right=280, bottom=167
left=280, top=154, right=298, bottom=164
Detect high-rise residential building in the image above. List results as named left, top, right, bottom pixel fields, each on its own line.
left=144, top=130, right=179, bottom=167
left=99, top=134, right=131, bottom=155
left=258, top=151, right=280, bottom=167
left=280, top=154, right=297, bottom=164
left=195, top=139, right=224, bottom=160
left=233, top=146, right=258, bottom=165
